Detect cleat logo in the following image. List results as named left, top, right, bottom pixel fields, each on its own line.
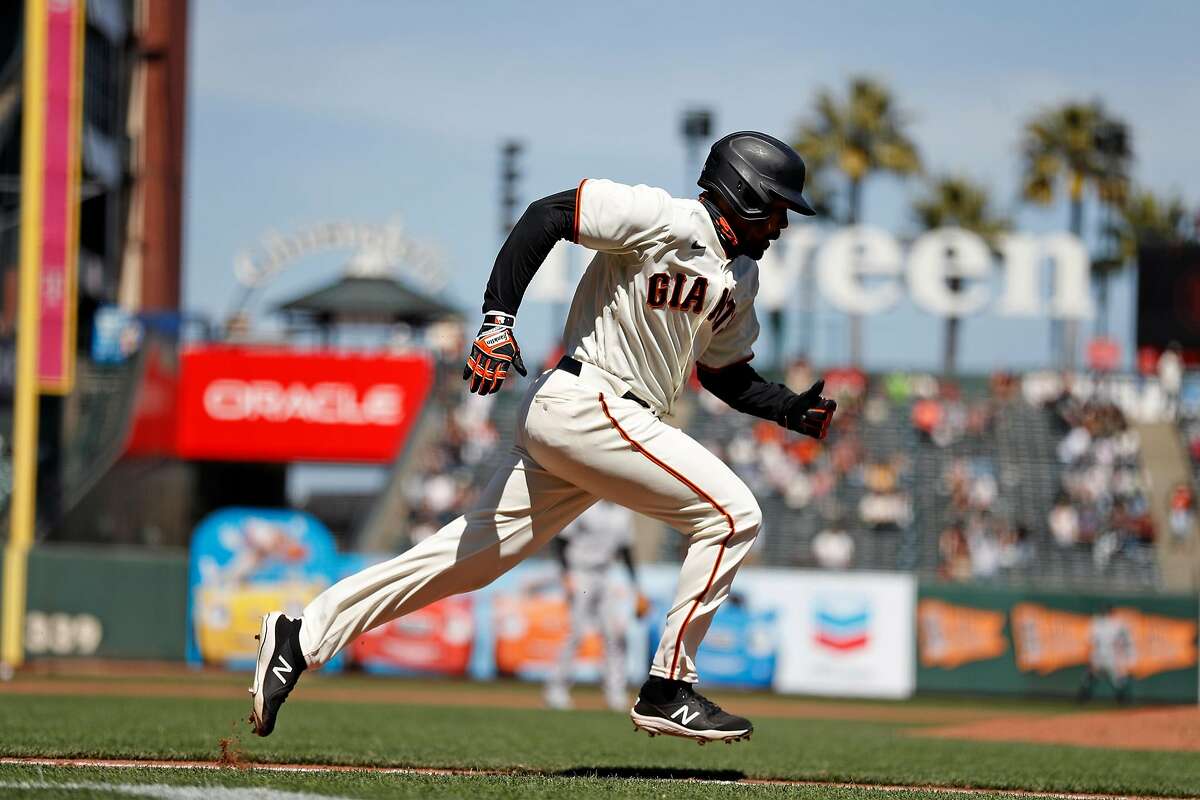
left=271, top=655, right=293, bottom=684
left=670, top=705, right=700, bottom=726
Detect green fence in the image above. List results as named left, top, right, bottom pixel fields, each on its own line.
left=917, top=582, right=1198, bottom=702
left=6, top=546, right=1198, bottom=704
left=0, top=544, right=188, bottom=660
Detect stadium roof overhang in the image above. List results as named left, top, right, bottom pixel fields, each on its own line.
left=274, top=275, right=462, bottom=328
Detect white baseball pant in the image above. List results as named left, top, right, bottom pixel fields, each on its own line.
left=297, top=363, right=762, bottom=683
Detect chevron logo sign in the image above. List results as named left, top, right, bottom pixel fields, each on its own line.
left=813, top=596, right=871, bottom=652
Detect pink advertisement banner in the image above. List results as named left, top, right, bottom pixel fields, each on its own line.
left=37, top=0, right=83, bottom=393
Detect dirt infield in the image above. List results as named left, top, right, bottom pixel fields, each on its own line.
left=0, top=757, right=1192, bottom=800
left=919, top=706, right=1200, bottom=753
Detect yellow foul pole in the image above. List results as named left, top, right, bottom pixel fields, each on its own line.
left=1, top=0, right=48, bottom=673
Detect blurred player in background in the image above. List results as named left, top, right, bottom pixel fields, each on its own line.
left=544, top=500, right=650, bottom=712
left=1078, top=604, right=1134, bottom=704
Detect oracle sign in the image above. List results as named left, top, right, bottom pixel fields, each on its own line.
left=202, top=380, right=403, bottom=426
left=177, top=346, right=435, bottom=463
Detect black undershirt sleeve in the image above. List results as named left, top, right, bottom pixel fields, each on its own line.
left=697, top=362, right=797, bottom=426
left=482, top=188, right=577, bottom=315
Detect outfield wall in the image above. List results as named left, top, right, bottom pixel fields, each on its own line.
left=11, top=545, right=188, bottom=659
left=916, top=583, right=1198, bottom=702
left=8, top=542, right=1198, bottom=702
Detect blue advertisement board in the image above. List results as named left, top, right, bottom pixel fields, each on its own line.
left=186, top=508, right=342, bottom=670
left=644, top=592, right=778, bottom=689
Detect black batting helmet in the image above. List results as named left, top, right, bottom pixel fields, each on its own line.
left=698, top=131, right=816, bottom=220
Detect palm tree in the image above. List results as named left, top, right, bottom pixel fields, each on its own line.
left=912, top=176, right=1010, bottom=374
left=1100, top=187, right=1192, bottom=265
left=1093, top=189, right=1193, bottom=360
left=794, top=76, right=921, bottom=365
left=1020, top=102, right=1132, bottom=360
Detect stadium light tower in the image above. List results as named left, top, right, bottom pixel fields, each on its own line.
left=500, top=140, right=523, bottom=238
left=680, top=108, right=713, bottom=195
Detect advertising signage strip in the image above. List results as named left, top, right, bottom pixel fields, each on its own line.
left=916, top=583, right=1198, bottom=702
left=176, top=346, right=435, bottom=463
left=37, top=0, right=84, bottom=393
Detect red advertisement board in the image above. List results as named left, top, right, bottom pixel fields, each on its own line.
left=176, top=346, right=435, bottom=463
left=350, top=596, right=475, bottom=676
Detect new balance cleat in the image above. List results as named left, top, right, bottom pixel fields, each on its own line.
left=630, top=677, right=753, bottom=743
left=248, top=612, right=306, bottom=737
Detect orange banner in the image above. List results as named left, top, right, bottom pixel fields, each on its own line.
left=1011, top=603, right=1091, bottom=674
left=1114, top=608, right=1198, bottom=679
left=1011, top=603, right=1197, bottom=677
left=917, top=599, right=1007, bottom=669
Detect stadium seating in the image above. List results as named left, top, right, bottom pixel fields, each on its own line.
left=447, top=367, right=1170, bottom=590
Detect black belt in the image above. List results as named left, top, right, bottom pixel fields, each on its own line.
left=556, top=355, right=651, bottom=410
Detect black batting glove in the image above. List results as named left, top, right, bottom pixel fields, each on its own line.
left=780, top=379, right=837, bottom=440
left=463, top=311, right=527, bottom=395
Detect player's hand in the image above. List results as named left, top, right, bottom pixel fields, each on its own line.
left=463, top=312, right=527, bottom=395
left=635, top=592, right=651, bottom=619
left=562, top=573, right=576, bottom=596
left=781, top=379, right=837, bottom=440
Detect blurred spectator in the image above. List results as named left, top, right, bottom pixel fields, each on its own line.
left=988, top=371, right=1018, bottom=404
left=965, top=512, right=1002, bottom=579
left=1057, top=424, right=1091, bottom=465
left=859, top=460, right=911, bottom=531
left=997, top=523, right=1034, bottom=569
left=812, top=520, right=855, bottom=569
left=911, top=397, right=942, bottom=443
left=1045, top=395, right=1156, bottom=563
left=1169, top=483, right=1195, bottom=540
left=938, top=522, right=972, bottom=581
left=1049, top=493, right=1080, bottom=547
left=1158, top=343, right=1183, bottom=418
left=910, top=382, right=991, bottom=448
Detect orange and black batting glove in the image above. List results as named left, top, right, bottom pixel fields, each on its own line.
left=781, top=379, right=837, bottom=440
left=463, top=311, right=527, bottom=395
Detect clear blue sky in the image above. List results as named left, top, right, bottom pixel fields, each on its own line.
left=183, top=1, right=1200, bottom=372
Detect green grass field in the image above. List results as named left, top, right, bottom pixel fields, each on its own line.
left=1, top=671, right=1197, bottom=799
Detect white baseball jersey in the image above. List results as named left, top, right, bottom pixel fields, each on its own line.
left=560, top=500, right=634, bottom=572
left=565, top=179, right=761, bottom=416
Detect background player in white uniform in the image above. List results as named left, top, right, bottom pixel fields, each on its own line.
left=1078, top=604, right=1135, bottom=704
left=249, top=131, right=836, bottom=744
left=544, top=500, right=649, bottom=712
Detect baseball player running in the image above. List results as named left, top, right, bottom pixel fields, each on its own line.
left=249, top=131, right=836, bottom=744
left=544, top=500, right=648, bottom=712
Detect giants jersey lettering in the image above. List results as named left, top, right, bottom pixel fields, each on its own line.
left=564, top=179, right=760, bottom=416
